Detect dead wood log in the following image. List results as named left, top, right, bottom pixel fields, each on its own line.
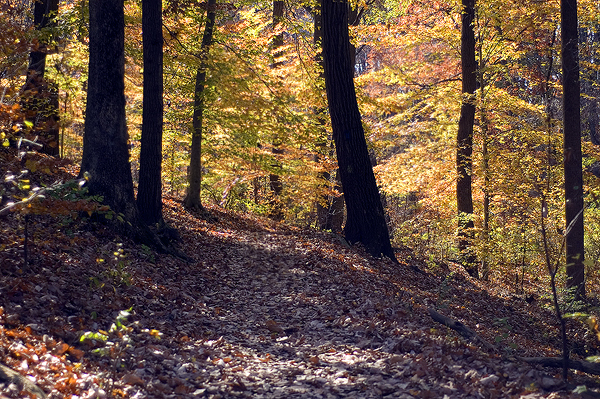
left=428, top=308, right=495, bottom=351
left=0, top=363, right=47, bottom=398
left=519, top=357, right=600, bottom=376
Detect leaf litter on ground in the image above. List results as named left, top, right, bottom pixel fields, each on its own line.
left=1, top=157, right=600, bottom=398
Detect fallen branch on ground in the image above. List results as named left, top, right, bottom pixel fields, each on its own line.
left=428, top=308, right=496, bottom=351
left=519, top=357, right=600, bottom=376
left=0, top=363, right=47, bottom=399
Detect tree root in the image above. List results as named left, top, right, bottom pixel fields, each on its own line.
left=133, top=222, right=192, bottom=262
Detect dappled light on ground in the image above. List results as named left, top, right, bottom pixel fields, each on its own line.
left=1, top=185, right=600, bottom=397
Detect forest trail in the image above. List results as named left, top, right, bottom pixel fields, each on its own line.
left=1, top=188, right=598, bottom=398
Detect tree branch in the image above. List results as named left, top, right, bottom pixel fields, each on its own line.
left=519, top=357, right=600, bottom=376
left=428, top=308, right=496, bottom=351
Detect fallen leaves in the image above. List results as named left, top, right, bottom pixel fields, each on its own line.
left=0, top=192, right=598, bottom=398
left=265, top=319, right=284, bottom=333
left=122, top=373, right=144, bottom=386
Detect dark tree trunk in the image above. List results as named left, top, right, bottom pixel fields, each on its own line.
left=268, top=0, right=285, bottom=221
left=184, top=0, right=216, bottom=210
left=80, top=0, right=137, bottom=221
left=271, top=1, right=285, bottom=65
left=561, top=0, right=585, bottom=298
left=29, top=0, right=59, bottom=73
left=321, top=0, right=395, bottom=260
left=23, top=0, right=60, bottom=156
left=137, top=0, right=164, bottom=226
left=312, top=4, right=344, bottom=233
left=456, top=0, right=477, bottom=277
left=589, top=98, right=599, bottom=145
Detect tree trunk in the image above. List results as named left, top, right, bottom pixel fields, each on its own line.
left=456, top=0, right=477, bottom=277
left=321, top=0, right=395, bottom=260
left=271, top=1, right=285, bottom=65
left=268, top=0, right=285, bottom=221
left=184, top=0, right=216, bottom=211
left=81, top=0, right=137, bottom=221
left=480, top=60, right=490, bottom=281
left=561, top=0, right=585, bottom=298
left=23, top=0, right=60, bottom=156
left=311, top=4, right=344, bottom=232
left=137, top=0, right=164, bottom=226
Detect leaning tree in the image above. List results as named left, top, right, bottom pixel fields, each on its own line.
left=321, top=0, right=396, bottom=260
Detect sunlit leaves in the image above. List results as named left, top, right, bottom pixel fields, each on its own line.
left=352, top=0, right=600, bottom=283
left=159, top=3, right=331, bottom=219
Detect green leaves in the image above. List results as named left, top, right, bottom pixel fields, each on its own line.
left=114, top=307, right=133, bottom=331
left=80, top=331, right=109, bottom=343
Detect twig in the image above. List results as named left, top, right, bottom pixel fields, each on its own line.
left=0, top=187, right=48, bottom=216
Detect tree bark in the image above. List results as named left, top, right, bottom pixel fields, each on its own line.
left=456, top=0, right=477, bottom=277
left=184, top=0, right=216, bottom=211
left=520, top=357, right=600, bottom=376
left=271, top=1, right=285, bottom=65
left=0, top=363, right=47, bottom=399
left=311, top=4, right=345, bottom=233
left=321, top=0, right=395, bottom=260
left=23, top=0, right=60, bottom=156
left=561, top=0, right=585, bottom=298
left=137, top=0, right=164, bottom=226
left=268, top=0, right=285, bottom=221
left=81, top=0, right=137, bottom=221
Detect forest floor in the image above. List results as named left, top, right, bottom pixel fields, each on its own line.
left=2, top=155, right=600, bottom=398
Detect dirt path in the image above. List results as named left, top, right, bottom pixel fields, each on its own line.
left=0, top=197, right=595, bottom=398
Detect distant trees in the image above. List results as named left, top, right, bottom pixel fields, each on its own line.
left=321, top=0, right=395, bottom=260
left=184, top=0, right=217, bottom=211
left=23, top=0, right=60, bottom=156
left=13, top=0, right=597, bottom=289
left=137, top=0, right=164, bottom=226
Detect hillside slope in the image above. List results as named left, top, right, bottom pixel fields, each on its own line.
left=1, top=157, right=599, bottom=398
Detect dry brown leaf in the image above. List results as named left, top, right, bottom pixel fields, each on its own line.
left=67, top=347, right=84, bottom=361
left=55, top=343, right=69, bottom=356
left=265, top=319, right=284, bottom=333
left=174, top=384, right=190, bottom=394
left=122, top=373, right=145, bottom=386
left=389, top=355, right=403, bottom=364
left=230, top=378, right=247, bottom=391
